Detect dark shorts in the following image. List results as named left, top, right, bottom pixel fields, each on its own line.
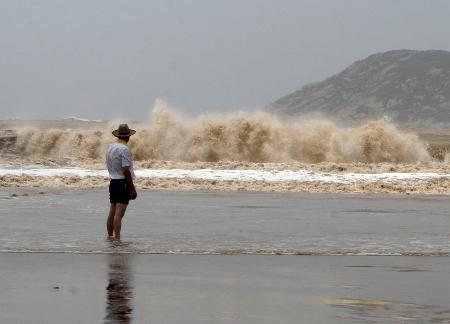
left=109, top=179, right=131, bottom=205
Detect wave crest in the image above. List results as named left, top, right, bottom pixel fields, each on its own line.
left=10, top=101, right=430, bottom=163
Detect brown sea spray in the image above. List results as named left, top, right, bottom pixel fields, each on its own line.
left=11, top=100, right=430, bottom=164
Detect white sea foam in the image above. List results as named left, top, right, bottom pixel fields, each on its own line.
left=1, top=166, right=449, bottom=184
left=64, top=116, right=103, bottom=122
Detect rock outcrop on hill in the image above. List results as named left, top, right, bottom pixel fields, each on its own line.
left=268, top=50, right=450, bottom=126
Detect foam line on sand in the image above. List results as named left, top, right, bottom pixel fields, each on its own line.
left=1, top=167, right=450, bottom=183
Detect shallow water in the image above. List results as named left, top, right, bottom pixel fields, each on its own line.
left=1, top=188, right=450, bottom=255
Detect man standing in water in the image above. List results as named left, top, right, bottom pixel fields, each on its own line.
left=106, top=124, right=137, bottom=240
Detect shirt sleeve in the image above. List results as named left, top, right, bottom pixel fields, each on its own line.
left=121, top=148, right=133, bottom=167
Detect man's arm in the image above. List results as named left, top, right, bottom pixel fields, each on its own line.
left=122, top=166, right=137, bottom=200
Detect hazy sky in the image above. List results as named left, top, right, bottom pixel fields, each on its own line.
left=2, top=0, right=450, bottom=120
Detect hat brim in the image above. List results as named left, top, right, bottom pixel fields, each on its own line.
left=112, top=129, right=136, bottom=137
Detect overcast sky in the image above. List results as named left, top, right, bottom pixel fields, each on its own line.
left=1, top=0, right=450, bottom=120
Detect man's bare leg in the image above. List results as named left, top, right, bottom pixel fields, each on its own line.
left=113, top=203, right=128, bottom=240
left=107, top=203, right=116, bottom=237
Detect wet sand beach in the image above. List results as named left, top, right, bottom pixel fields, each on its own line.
left=1, top=188, right=450, bottom=323
left=1, top=254, right=450, bottom=323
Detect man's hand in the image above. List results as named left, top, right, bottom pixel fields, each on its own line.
left=122, top=166, right=137, bottom=200
left=130, top=189, right=137, bottom=200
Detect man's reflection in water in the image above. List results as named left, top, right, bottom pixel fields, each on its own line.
left=104, top=254, right=133, bottom=324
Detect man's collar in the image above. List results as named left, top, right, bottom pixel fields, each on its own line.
left=117, top=138, right=128, bottom=146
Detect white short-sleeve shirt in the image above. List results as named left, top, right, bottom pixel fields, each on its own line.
left=106, top=142, right=136, bottom=180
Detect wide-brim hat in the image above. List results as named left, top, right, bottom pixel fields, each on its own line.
left=112, top=124, right=136, bottom=137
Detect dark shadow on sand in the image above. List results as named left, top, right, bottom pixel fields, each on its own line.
left=104, top=254, right=133, bottom=324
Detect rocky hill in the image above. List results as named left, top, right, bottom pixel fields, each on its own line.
left=268, top=50, right=450, bottom=127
